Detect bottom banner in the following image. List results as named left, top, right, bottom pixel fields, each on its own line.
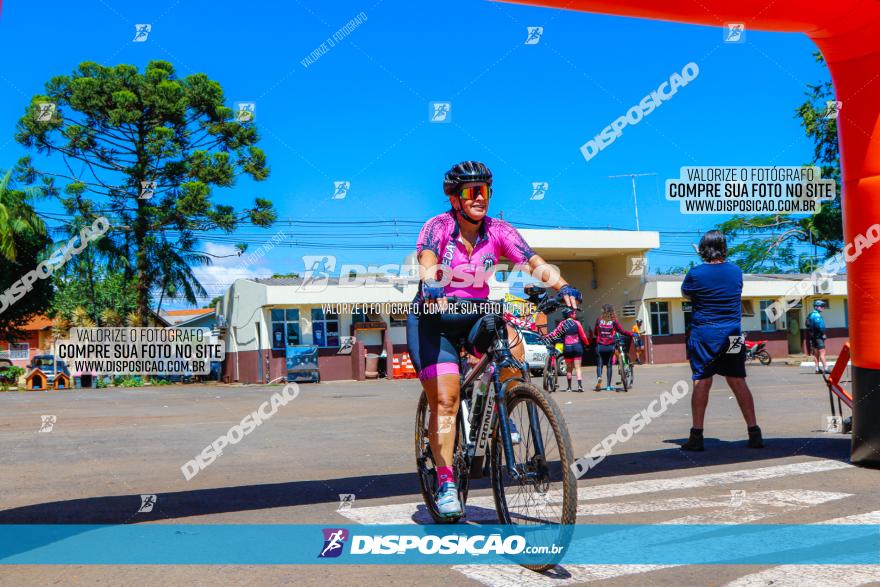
left=1, top=524, right=878, bottom=565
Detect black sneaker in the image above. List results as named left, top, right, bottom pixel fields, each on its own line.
left=681, top=428, right=704, bottom=451
left=747, top=425, right=764, bottom=448
left=576, top=382, right=584, bottom=392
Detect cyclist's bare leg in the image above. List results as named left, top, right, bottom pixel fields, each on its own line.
left=423, top=373, right=461, bottom=469
left=573, top=357, right=583, bottom=383
left=499, top=323, right=526, bottom=385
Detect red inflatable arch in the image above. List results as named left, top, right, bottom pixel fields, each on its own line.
left=502, top=0, right=880, bottom=466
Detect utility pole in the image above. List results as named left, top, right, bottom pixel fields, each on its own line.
left=609, top=172, right=656, bottom=231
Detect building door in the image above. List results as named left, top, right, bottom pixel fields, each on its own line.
left=786, top=309, right=802, bottom=354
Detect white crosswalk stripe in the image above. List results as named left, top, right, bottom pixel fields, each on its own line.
left=336, top=459, right=859, bottom=586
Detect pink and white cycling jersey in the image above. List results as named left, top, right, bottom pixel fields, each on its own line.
left=416, top=211, right=536, bottom=299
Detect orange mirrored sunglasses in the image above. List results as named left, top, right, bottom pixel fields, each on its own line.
left=459, top=184, right=492, bottom=200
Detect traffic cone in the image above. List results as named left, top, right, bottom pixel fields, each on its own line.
left=392, top=354, right=402, bottom=378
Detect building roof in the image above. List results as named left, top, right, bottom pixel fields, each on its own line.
left=252, top=276, right=408, bottom=287
left=22, top=315, right=53, bottom=330
left=162, top=308, right=215, bottom=325
left=163, top=308, right=215, bottom=316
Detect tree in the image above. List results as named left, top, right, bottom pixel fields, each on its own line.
left=652, top=262, right=696, bottom=275
left=204, top=295, right=224, bottom=309
left=0, top=170, right=47, bottom=262
left=50, top=269, right=137, bottom=327
left=716, top=52, right=842, bottom=273
left=0, top=170, right=52, bottom=340
left=15, top=61, right=276, bottom=325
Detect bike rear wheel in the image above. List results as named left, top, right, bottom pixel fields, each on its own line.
left=415, top=390, right=469, bottom=524
left=543, top=355, right=557, bottom=393
left=757, top=350, right=772, bottom=365
left=490, top=382, right=577, bottom=571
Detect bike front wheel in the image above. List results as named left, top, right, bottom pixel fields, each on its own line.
left=415, top=391, right=469, bottom=524
left=490, top=382, right=577, bottom=571
left=757, top=350, right=772, bottom=365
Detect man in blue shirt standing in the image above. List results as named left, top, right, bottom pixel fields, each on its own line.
left=680, top=230, right=764, bottom=451
left=806, top=300, right=829, bottom=374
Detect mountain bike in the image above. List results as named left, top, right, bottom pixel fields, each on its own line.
left=542, top=344, right=564, bottom=393
left=614, top=333, right=634, bottom=392
left=415, top=296, right=577, bottom=571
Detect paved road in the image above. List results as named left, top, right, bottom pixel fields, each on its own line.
left=1, top=364, right=877, bottom=586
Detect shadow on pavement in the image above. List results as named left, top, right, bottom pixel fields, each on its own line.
left=0, top=437, right=851, bottom=525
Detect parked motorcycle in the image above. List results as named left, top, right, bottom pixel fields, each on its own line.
left=744, top=335, right=772, bottom=365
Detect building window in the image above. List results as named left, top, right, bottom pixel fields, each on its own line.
left=271, top=309, right=301, bottom=349
left=682, top=301, right=693, bottom=332
left=311, top=308, right=339, bottom=347
left=9, top=343, right=29, bottom=360
left=649, top=302, right=670, bottom=336
left=389, top=312, right=408, bottom=327
left=352, top=311, right=382, bottom=323
left=741, top=300, right=755, bottom=317
left=759, top=300, right=777, bottom=331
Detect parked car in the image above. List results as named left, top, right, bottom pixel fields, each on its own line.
left=520, top=329, right=548, bottom=374
left=28, top=355, right=70, bottom=384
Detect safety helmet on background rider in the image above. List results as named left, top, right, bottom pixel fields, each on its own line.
left=814, top=300, right=826, bottom=308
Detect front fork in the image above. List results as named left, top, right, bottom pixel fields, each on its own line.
left=492, top=367, right=546, bottom=480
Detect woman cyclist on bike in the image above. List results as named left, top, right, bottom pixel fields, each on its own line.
left=407, top=160, right=582, bottom=519
left=593, top=304, right=632, bottom=391
left=544, top=308, right=590, bottom=392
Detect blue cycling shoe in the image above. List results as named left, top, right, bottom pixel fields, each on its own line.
left=435, top=482, right=462, bottom=517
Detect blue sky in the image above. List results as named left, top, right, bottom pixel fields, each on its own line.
left=0, top=0, right=831, bottom=306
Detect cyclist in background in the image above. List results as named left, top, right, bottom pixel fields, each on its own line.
left=593, top=304, right=632, bottom=391
left=632, top=318, right=645, bottom=365
left=407, top=160, right=582, bottom=519
left=806, top=300, right=829, bottom=374
left=545, top=308, right=590, bottom=392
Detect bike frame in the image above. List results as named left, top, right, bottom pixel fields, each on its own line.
left=459, top=333, right=544, bottom=481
